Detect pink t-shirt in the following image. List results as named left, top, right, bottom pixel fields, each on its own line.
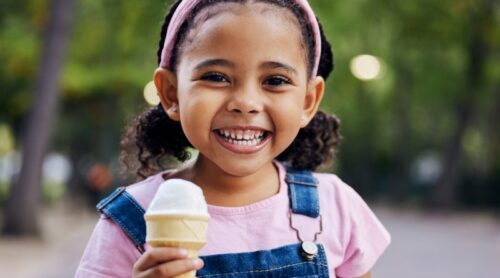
left=76, top=162, right=390, bottom=277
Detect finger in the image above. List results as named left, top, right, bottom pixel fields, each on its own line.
left=135, top=247, right=189, bottom=271
left=143, top=258, right=204, bottom=278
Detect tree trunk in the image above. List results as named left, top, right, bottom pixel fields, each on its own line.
left=432, top=2, right=490, bottom=208
left=390, top=63, right=413, bottom=202
left=432, top=104, right=471, bottom=208
left=2, top=0, right=75, bottom=236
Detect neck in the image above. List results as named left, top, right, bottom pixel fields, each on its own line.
left=174, top=156, right=280, bottom=207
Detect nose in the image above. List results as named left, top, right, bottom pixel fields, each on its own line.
left=226, top=85, right=263, bottom=114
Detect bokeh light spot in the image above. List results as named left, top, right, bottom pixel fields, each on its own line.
left=350, top=54, right=382, bottom=81
left=144, top=80, right=160, bottom=106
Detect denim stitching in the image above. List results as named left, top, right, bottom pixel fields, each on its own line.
left=289, top=174, right=318, bottom=185
left=106, top=208, right=141, bottom=245
left=120, top=193, right=145, bottom=244
left=285, top=180, right=318, bottom=186
left=317, top=245, right=329, bottom=276
left=198, top=261, right=329, bottom=277
left=122, top=192, right=146, bottom=214
left=96, top=187, right=125, bottom=211
left=103, top=192, right=144, bottom=246
left=313, top=173, right=319, bottom=216
left=290, top=184, right=298, bottom=214
left=290, top=173, right=316, bottom=180
left=314, top=191, right=319, bottom=216
left=287, top=171, right=320, bottom=217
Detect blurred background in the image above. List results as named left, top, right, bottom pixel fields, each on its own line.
left=0, top=0, right=499, bottom=277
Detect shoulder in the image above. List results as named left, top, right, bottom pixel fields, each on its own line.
left=312, top=172, right=391, bottom=277
left=312, top=172, right=360, bottom=221
left=124, top=171, right=169, bottom=210
left=76, top=215, right=140, bottom=277
left=312, top=171, right=385, bottom=233
left=313, top=171, right=387, bottom=224
left=313, top=171, right=360, bottom=203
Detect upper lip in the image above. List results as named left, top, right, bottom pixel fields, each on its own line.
left=212, top=125, right=272, bottom=132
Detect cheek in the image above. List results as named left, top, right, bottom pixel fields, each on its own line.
left=271, top=96, right=305, bottom=135
left=179, top=92, right=221, bottom=116
left=277, top=94, right=304, bottom=116
left=178, top=93, right=220, bottom=141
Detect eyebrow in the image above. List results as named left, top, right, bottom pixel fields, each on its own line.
left=193, top=59, right=298, bottom=75
left=261, top=61, right=298, bottom=75
left=193, top=59, right=235, bottom=71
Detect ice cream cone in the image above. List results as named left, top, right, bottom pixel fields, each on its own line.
left=145, top=179, right=210, bottom=278
left=145, top=214, right=209, bottom=278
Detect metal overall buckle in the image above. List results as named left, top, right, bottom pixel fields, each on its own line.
left=288, top=210, right=323, bottom=260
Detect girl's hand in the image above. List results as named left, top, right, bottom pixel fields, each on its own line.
left=132, top=247, right=204, bottom=278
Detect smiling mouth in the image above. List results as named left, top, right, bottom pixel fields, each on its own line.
left=215, top=128, right=271, bottom=146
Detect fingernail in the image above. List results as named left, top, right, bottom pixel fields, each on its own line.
left=178, top=249, right=188, bottom=256
left=193, top=258, right=204, bottom=269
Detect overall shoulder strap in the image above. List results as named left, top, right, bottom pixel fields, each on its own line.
left=285, top=167, right=320, bottom=218
left=96, top=187, right=146, bottom=253
left=96, top=168, right=320, bottom=251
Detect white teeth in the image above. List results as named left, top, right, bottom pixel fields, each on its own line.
left=218, top=128, right=267, bottom=146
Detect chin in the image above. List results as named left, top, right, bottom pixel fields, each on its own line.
left=215, top=159, right=272, bottom=178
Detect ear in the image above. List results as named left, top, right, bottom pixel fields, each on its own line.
left=154, top=68, right=179, bottom=121
left=301, top=76, right=325, bottom=127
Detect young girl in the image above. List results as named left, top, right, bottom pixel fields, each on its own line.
left=76, top=0, right=390, bottom=277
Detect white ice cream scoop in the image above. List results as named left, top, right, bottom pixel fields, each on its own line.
left=146, top=179, right=209, bottom=216
left=145, top=179, right=210, bottom=278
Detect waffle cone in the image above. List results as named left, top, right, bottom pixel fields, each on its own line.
left=145, top=214, right=209, bottom=278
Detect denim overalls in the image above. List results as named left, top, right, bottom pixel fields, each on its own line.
left=97, top=167, right=330, bottom=277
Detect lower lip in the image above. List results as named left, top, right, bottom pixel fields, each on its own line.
left=214, top=132, right=271, bottom=154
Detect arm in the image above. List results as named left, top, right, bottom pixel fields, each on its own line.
left=337, top=182, right=390, bottom=278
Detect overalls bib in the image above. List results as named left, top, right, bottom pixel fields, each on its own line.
left=97, top=167, right=330, bottom=277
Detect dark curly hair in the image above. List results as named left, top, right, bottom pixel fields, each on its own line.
left=121, top=0, right=341, bottom=179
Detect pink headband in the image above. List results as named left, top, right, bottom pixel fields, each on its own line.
left=159, top=0, right=322, bottom=78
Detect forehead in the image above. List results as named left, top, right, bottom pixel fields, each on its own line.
left=191, top=2, right=299, bottom=33
left=178, top=2, right=307, bottom=71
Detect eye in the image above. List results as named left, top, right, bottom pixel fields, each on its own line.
left=200, top=72, right=229, bottom=83
left=263, top=76, right=291, bottom=87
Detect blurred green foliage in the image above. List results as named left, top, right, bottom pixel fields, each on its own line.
left=0, top=0, right=499, bottom=208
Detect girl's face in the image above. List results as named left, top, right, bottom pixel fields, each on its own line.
left=156, top=3, right=324, bottom=177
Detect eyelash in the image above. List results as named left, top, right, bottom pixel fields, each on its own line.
left=264, top=76, right=291, bottom=87
left=200, top=72, right=229, bottom=83
left=199, top=73, right=291, bottom=87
